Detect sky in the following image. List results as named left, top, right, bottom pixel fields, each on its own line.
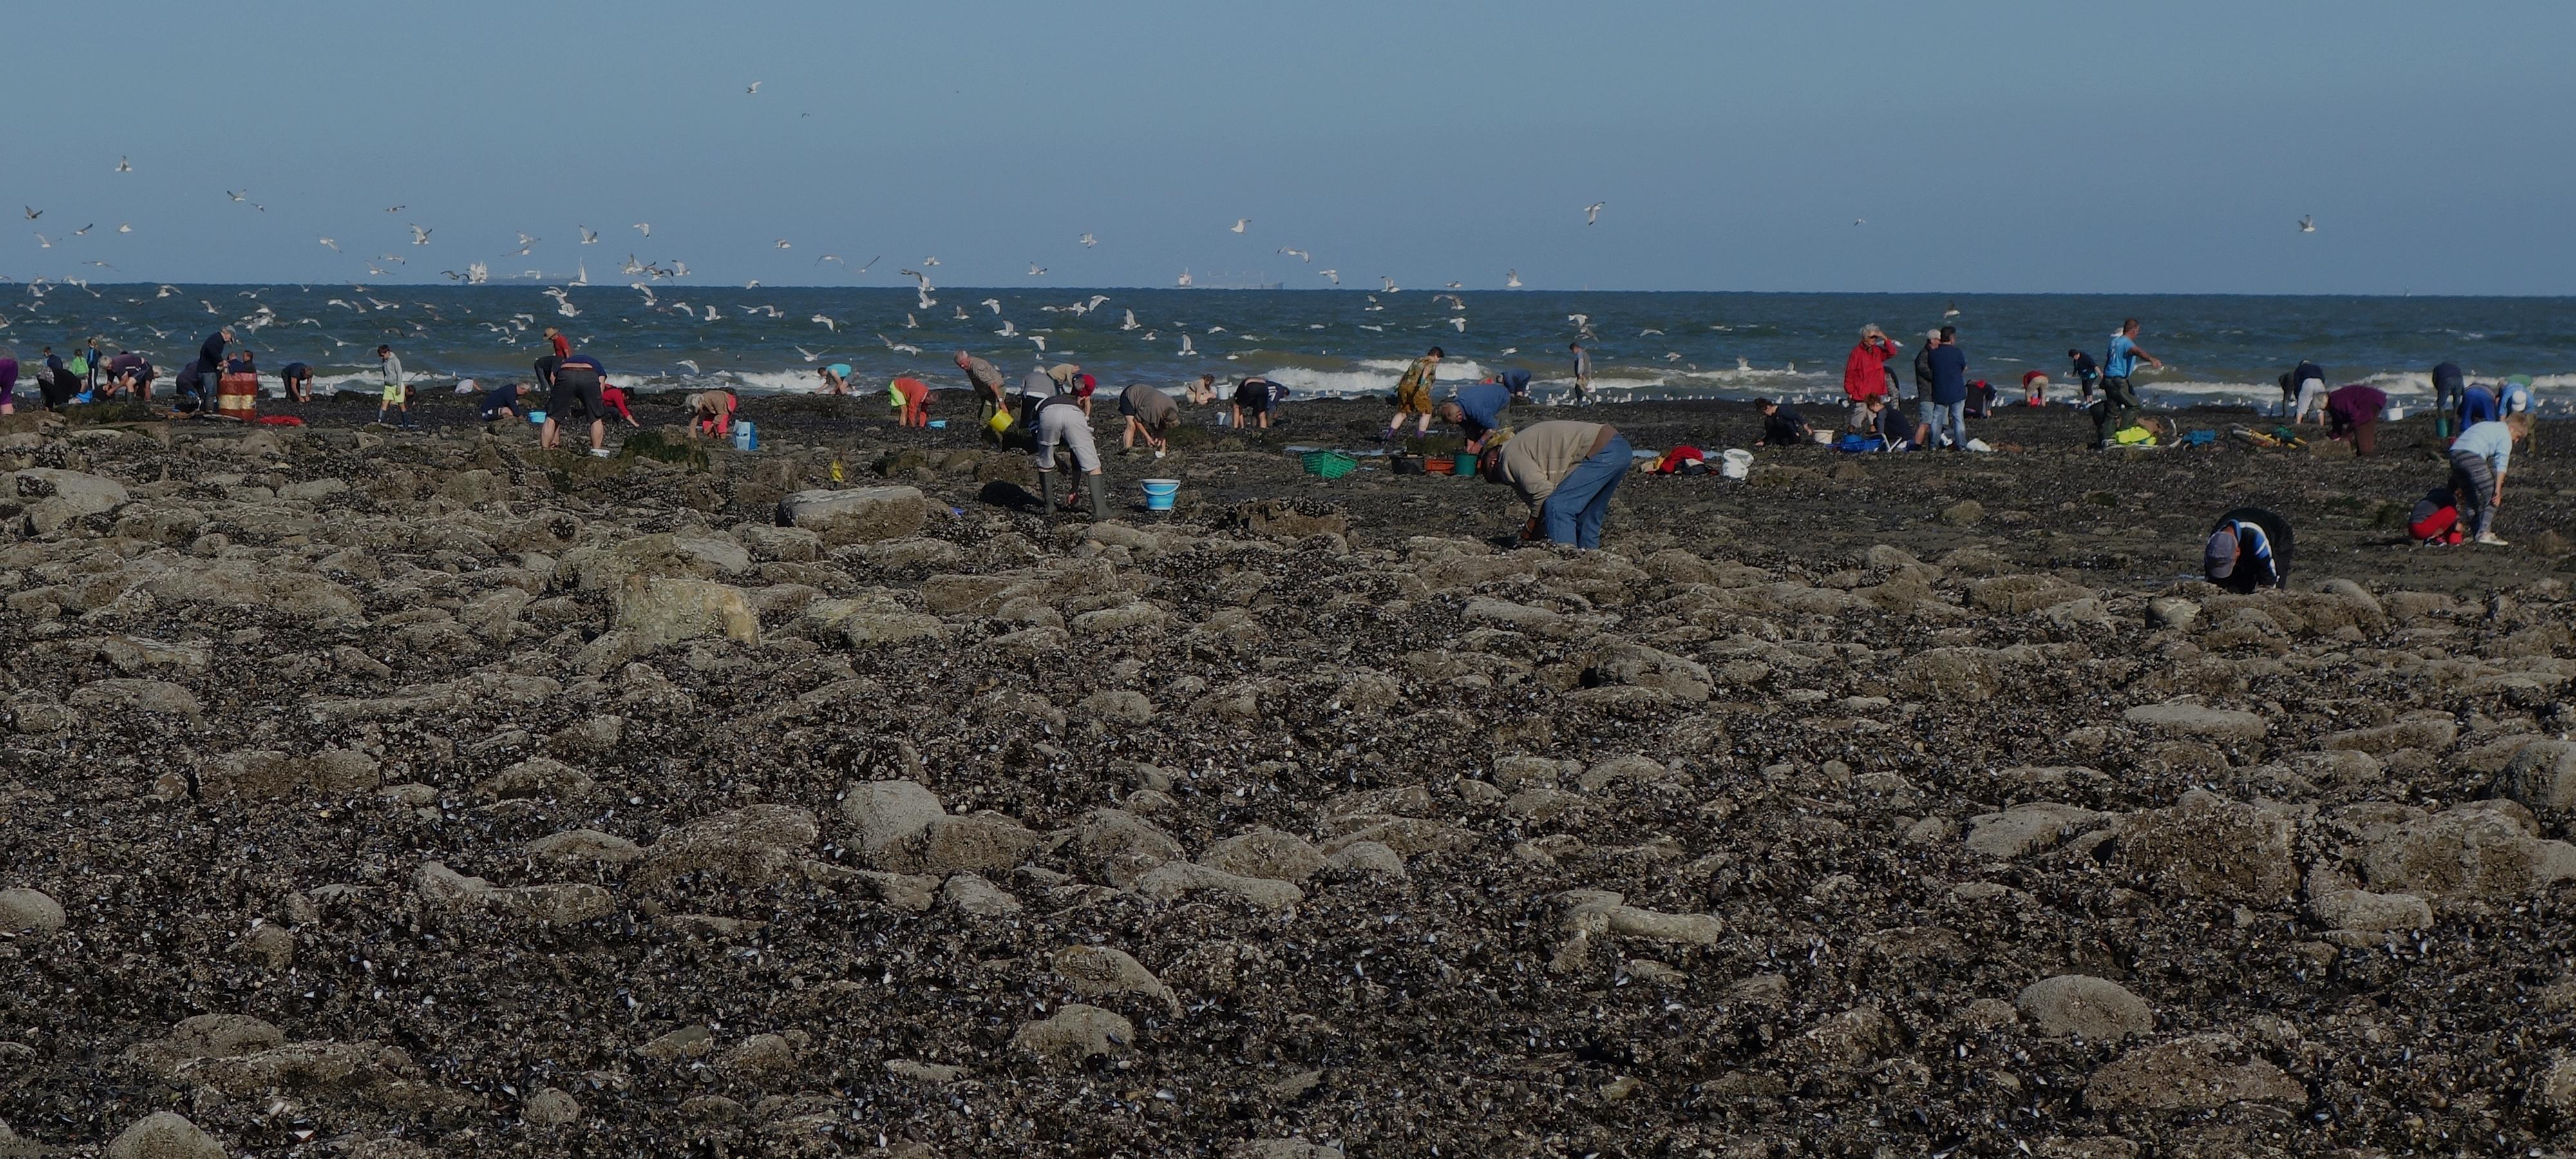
left=8, top=1, right=2571, bottom=294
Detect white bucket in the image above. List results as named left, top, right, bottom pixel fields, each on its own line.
left=1719, top=448, right=1754, bottom=480
left=2384, top=407, right=2405, bottom=421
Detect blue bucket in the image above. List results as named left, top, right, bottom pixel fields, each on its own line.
left=927, top=419, right=948, bottom=429
left=732, top=420, right=757, bottom=452
left=528, top=410, right=547, bottom=424
left=1141, top=479, right=1180, bottom=511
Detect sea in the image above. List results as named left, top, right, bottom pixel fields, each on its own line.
left=8, top=285, right=2571, bottom=414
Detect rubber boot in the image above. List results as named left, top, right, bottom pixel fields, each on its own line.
left=1085, top=473, right=1108, bottom=521
left=1035, top=468, right=1057, bottom=515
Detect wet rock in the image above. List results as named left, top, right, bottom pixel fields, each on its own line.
left=1010, top=1004, right=1132, bottom=1063
left=884, top=1058, right=966, bottom=1084
left=721, top=1033, right=797, bottom=1075
left=476, top=757, right=596, bottom=801
left=69, top=678, right=201, bottom=716
left=2016, top=975, right=2154, bottom=1040
left=11, top=467, right=128, bottom=533
left=778, top=486, right=929, bottom=545
left=417, top=861, right=616, bottom=924
left=1198, top=829, right=1329, bottom=885
left=523, top=1086, right=582, bottom=1127
left=0, top=887, right=66, bottom=935
left=1074, top=809, right=1187, bottom=887
left=2146, top=597, right=2201, bottom=629
left=2502, top=740, right=2576, bottom=818
left=2083, top=1034, right=2302, bottom=1111
left=614, top=577, right=759, bottom=649
left=1938, top=499, right=1985, bottom=526
left=2533, top=1054, right=2576, bottom=1116
left=1322, top=841, right=1407, bottom=878
left=636, top=805, right=820, bottom=885
left=938, top=872, right=1021, bottom=916
left=1965, top=803, right=2107, bottom=859
left=2309, top=888, right=2432, bottom=934
left=2121, top=700, right=2268, bottom=745
left=1054, top=945, right=1178, bottom=1012
left=525, top=829, right=645, bottom=867
left=843, top=780, right=946, bottom=863
left=197, top=749, right=381, bottom=801
left=1900, top=647, right=2009, bottom=703
left=2114, top=790, right=2298, bottom=903
left=105, top=1111, right=225, bottom=1159
left=2357, top=800, right=2576, bottom=899
left=1133, top=861, right=1303, bottom=913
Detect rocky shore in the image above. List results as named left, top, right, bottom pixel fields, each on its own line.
left=4, top=390, right=2575, bottom=1157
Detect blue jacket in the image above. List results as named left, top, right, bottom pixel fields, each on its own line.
left=1927, top=345, right=1969, bottom=405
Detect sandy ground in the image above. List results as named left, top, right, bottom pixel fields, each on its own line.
left=3, top=389, right=2575, bottom=1158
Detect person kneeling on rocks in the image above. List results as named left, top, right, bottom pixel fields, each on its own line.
left=2204, top=507, right=2292, bottom=593
left=1034, top=390, right=1108, bottom=519
left=1477, top=420, right=1631, bottom=550
left=480, top=381, right=531, bottom=422
left=2409, top=484, right=2464, bottom=546
left=685, top=389, right=737, bottom=439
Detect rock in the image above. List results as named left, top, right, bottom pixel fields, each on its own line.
left=1010, top=1004, right=1132, bottom=1063
left=525, top=829, right=646, bottom=867
left=636, top=805, right=820, bottom=885
left=68, top=678, right=201, bottom=716
left=2146, top=597, right=2201, bottom=629
left=417, top=861, right=616, bottom=925
left=160, top=1014, right=287, bottom=1061
left=197, top=749, right=381, bottom=801
left=721, top=1033, right=797, bottom=1075
left=914, top=814, right=1044, bottom=874
left=636, top=1024, right=714, bottom=1061
left=1563, top=892, right=1723, bottom=945
left=2534, top=1053, right=2576, bottom=1115
left=778, top=486, right=929, bottom=545
left=523, top=1087, right=582, bottom=1127
left=11, top=468, right=128, bottom=533
left=842, top=780, right=946, bottom=863
left=2358, top=801, right=2576, bottom=899
left=614, top=577, right=759, bottom=649
left=1198, top=829, right=1329, bottom=885
left=1900, top=647, right=2009, bottom=703
left=1074, top=809, right=1186, bottom=887
left=2114, top=790, right=2299, bottom=903
left=106, top=1111, right=226, bottom=1159
left=2503, top=740, right=2576, bottom=818
left=938, top=872, right=1021, bottom=916
left=1054, top=945, right=1178, bottom=1011
left=476, top=757, right=595, bottom=801
left=2083, top=1034, right=2302, bottom=1111
left=2121, top=700, right=2268, bottom=745
left=1964, top=803, right=2107, bottom=859
left=0, top=887, right=66, bottom=935
left=1938, top=499, right=1985, bottom=526
left=438, top=468, right=507, bottom=505
left=2016, top=975, right=2154, bottom=1041
left=1228, top=1142, right=1343, bottom=1159
left=1323, top=841, right=1408, bottom=878
left=2309, top=888, right=2432, bottom=933
left=884, top=1058, right=966, bottom=1084
left=1133, top=861, right=1304, bottom=912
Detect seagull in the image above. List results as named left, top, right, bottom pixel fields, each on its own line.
left=1027, top=262, right=1046, bottom=276
left=1177, top=334, right=1195, bottom=355
left=1318, top=269, right=1339, bottom=285
left=1230, top=218, right=1251, bottom=233
left=1567, top=313, right=1590, bottom=328
left=995, top=320, right=1019, bottom=338
left=676, top=359, right=701, bottom=374
left=921, top=256, right=940, bottom=266
left=1504, top=269, right=1522, bottom=288
left=855, top=255, right=880, bottom=273
left=1079, top=233, right=1097, bottom=247
left=633, top=222, right=651, bottom=237
left=952, top=306, right=971, bottom=320
left=579, top=226, right=599, bottom=245
left=115, top=157, right=131, bottom=173
left=1444, top=281, right=1462, bottom=289
left=773, top=238, right=791, bottom=249
left=980, top=298, right=1002, bottom=314
left=811, top=313, right=837, bottom=331
left=1447, top=316, right=1467, bottom=332
left=516, top=231, right=540, bottom=249
left=816, top=254, right=844, bottom=265
left=1120, top=309, right=1140, bottom=331
left=33, top=234, right=50, bottom=249
left=1640, top=328, right=1663, bottom=336
left=703, top=305, right=720, bottom=321
left=2298, top=215, right=2316, bottom=233
left=1379, top=276, right=1399, bottom=292
left=1029, top=336, right=1048, bottom=352
left=408, top=224, right=431, bottom=245
left=746, top=81, right=761, bottom=94
left=1853, top=218, right=1866, bottom=226
left=116, top=224, right=130, bottom=234
left=1278, top=247, right=1310, bottom=262
left=903, top=312, right=918, bottom=329
left=1943, top=300, right=1960, bottom=319
left=385, top=205, right=404, bottom=213
left=1584, top=202, right=1605, bottom=225
left=877, top=333, right=923, bottom=354
left=226, top=190, right=247, bottom=202
left=793, top=345, right=820, bottom=362
left=73, top=224, right=93, bottom=236
left=21, top=207, right=39, bottom=220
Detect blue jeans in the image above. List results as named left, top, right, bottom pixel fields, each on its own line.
left=1918, top=399, right=1965, bottom=448
left=1539, top=435, right=1631, bottom=549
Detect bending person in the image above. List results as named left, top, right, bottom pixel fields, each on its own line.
left=1032, top=390, right=1107, bottom=519
left=2204, top=508, right=2293, bottom=593
left=2450, top=412, right=2533, bottom=546
left=1119, top=382, right=1179, bottom=457
left=1477, top=420, right=1632, bottom=550
left=2324, top=383, right=2387, bottom=455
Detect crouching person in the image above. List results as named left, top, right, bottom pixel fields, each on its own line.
left=1477, top=420, right=1631, bottom=550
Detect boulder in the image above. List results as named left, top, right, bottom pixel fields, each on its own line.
left=2083, top=1035, right=2302, bottom=1111
left=2358, top=801, right=2576, bottom=900
left=2114, top=790, right=2299, bottom=903
left=938, top=872, right=1022, bottom=917
left=1074, top=809, right=1186, bottom=887
left=1965, top=803, right=2108, bottom=859
left=842, top=780, right=945, bottom=864
left=1010, top=1004, right=1132, bottom=1063
left=636, top=805, right=820, bottom=885
left=1198, top=829, right=1329, bottom=885
left=2121, top=700, right=2268, bottom=745
left=614, top=577, right=758, bottom=649
left=0, top=887, right=66, bottom=935
left=1054, top=945, right=1178, bottom=1011
left=11, top=467, right=128, bottom=532
left=1133, top=862, right=1305, bottom=913
left=2309, top=888, right=2432, bottom=933
left=2503, top=740, right=2576, bottom=818
left=2016, top=975, right=2154, bottom=1041
left=778, top=486, right=929, bottom=545
left=106, top=1111, right=226, bottom=1159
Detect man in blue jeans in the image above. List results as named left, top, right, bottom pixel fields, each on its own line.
left=1479, top=419, right=1631, bottom=549
left=1916, top=326, right=1967, bottom=450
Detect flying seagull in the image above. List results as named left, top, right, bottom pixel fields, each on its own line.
left=1079, top=233, right=1097, bottom=247
left=746, top=81, right=762, bottom=94
left=2298, top=215, right=2316, bottom=233
left=1278, top=247, right=1310, bottom=262
left=1584, top=202, right=1605, bottom=225
left=578, top=226, right=598, bottom=244
left=1028, top=262, right=1046, bottom=276
left=408, top=224, right=432, bottom=245
left=633, top=222, right=650, bottom=236
left=22, top=207, right=39, bottom=220
left=116, top=224, right=130, bottom=233
left=1230, top=218, right=1249, bottom=233
left=811, top=314, right=837, bottom=331
left=1318, top=269, right=1339, bottom=285
left=1504, top=269, right=1522, bottom=288
left=226, top=190, right=247, bottom=202
left=115, top=157, right=131, bottom=173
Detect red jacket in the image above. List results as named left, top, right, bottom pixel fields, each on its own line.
left=1842, top=338, right=1899, bottom=402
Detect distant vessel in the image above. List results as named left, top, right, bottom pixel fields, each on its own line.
left=1184, top=271, right=1283, bottom=291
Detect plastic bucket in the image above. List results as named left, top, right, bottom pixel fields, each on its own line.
left=1452, top=451, right=1477, bottom=475
left=1423, top=456, right=1455, bottom=476
left=528, top=410, right=547, bottom=424
left=1142, top=479, right=1180, bottom=511
left=986, top=411, right=1014, bottom=434
left=1719, top=448, right=1754, bottom=480
left=732, top=421, right=757, bottom=452
left=927, top=419, right=948, bottom=428
left=2383, top=407, right=2405, bottom=421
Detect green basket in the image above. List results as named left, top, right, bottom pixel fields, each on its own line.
left=1302, top=450, right=1359, bottom=480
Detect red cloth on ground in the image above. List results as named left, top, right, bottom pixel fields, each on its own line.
left=1654, top=445, right=1705, bottom=474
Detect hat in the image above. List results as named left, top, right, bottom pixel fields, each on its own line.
left=2204, top=528, right=2239, bottom=579
left=1927, top=329, right=1943, bottom=341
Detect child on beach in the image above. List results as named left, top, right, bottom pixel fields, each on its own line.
left=1382, top=347, right=1443, bottom=439
left=2409, top=485, right=2464, bottom=546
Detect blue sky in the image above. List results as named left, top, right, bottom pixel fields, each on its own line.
left=9, top=1, right=2569, bottom=294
